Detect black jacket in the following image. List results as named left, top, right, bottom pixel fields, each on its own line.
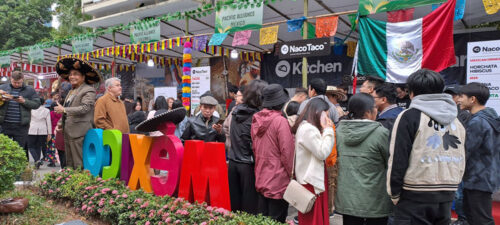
left=181, top=114, right=225, bottom=142
left=463, top=107, right=500, bottom=193
left=0, top=83, right=40, bottom=126
left=228, top=104, right=259, bottom=163
left=128, top=111, right=146, bottom=134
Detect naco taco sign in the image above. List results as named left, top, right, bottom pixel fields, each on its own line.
left=81, top=121, right=230, bottom=210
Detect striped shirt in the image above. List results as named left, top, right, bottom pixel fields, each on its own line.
left=4, top=88, right=21, bottom=124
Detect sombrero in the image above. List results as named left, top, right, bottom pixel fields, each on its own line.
left=55, top=57, right=102, bottom=85
left=326, top=86, right=347, bottom=102
left=135, top=107, right=187, bottom=132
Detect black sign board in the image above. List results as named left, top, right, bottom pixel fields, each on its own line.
left=278, top=38, right=331, bottom=59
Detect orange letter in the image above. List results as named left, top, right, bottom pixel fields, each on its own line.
left=128, top=134, right=153, bottom=193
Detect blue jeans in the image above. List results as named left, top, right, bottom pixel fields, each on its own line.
left=455, top=182, right=466, bottom=220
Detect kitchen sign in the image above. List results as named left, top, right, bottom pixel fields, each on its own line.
left=279, top=38, right=331, bottom=59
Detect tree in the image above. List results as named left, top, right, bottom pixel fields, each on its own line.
left=51, top=0, right=91, bottom=40
left=0, top=0, right=55, bottom=51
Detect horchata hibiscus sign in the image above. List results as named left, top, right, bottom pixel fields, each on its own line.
left=358, top=0, right=446, bottom=16
left=215, top=3, right=263, bottom=33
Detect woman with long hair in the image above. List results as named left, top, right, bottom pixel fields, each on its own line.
left=128, top=100, right=146, bottom=134
left=146, top=96, right=168, bottom=136
left=167, top=97, right=175, bottom=111
left=292, top=98, right=334, bottom=225
left=227, top=80, right=267, bottom=215
left=335, top=93, right=392, bottom=225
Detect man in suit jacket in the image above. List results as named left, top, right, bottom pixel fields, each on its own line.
left=54, top=58, right=101, bottom=169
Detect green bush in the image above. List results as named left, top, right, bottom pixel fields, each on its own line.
left=39, top=169, right=286, bottom=225
left=0, top=134, right=28, bottom=195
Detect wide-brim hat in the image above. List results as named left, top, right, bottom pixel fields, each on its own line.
left=262, top=84, right=289, bottom=108
left=326, top=86, right=347, bottom=102
left=135, top=107, right=187, bottom=132
left=55, top=57, right=102, bottom=85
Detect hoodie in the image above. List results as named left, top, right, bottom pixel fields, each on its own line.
left=335, top=120, right=392, bottom=218
left=463, top=107, right=500, bottom=193
left=387, top=94, right=466, bottom=203
left=251, top=109, right=295, bottom=199
left=228, top=104, right=259, bottom=163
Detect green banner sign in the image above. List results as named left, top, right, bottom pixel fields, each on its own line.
left=72, top=37, right=94, bottom=54
left=130, top=20, right=161, bottom=44
left=0, top=56, right=10, bottom=68
left=358, top=0, right=446, bottom=16
left=28, top=45, right=44, bottom=64
left=215, top=4, right=263, bottom=33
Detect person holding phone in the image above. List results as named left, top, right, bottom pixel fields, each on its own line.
left=335, top=93, right=392, bottom=225
left=181, top=95, right=225, bottom=142
left=291, top=98, right=334, bottom=225
left=0, top=71, right=41, bottom=156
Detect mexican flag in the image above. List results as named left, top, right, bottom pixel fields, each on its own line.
left=355, top=0, right=456, bottom=83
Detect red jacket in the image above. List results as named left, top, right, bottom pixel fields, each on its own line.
left=251, top=109, right=295, bottom=199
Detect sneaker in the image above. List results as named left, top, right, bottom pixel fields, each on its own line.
left=35, top=161, right=42, bottom=169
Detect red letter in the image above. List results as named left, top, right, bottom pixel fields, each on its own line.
left=178, top=141, right=231, bottom=210
left=150, top=122, right=184, bottom=196
left=120, top=134, right=134, bottom=185
left=128, top=134, right=153, bottom=193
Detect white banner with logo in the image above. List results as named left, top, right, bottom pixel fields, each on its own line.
left=467, top=40, right=500, bottom=114
left=191, top=66, right=211, bottom=115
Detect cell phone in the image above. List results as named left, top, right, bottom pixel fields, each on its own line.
left=216, top=119, right=225, bottom=125
left=320, top=111, right=328, bottom=126
left=12, top=95, right=19, bottom=99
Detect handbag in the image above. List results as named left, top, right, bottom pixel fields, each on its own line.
left=283, top=148, right=317, bottom=214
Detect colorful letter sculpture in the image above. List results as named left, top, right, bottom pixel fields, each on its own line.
left=178, top=141, right=231, bottom=210
left=120, top=134, right=134, bottom=185
left=150, top=122, right=184, bottom=196
left=128, top=134, right=153, bottom=193
left=83, top=129, right=110, bottom=176
left=102, top=130, right=122, bottom=180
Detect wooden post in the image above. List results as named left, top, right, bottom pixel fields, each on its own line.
left=19, top=50, right=23, bottom=72
left=302, top=0, right=308, bottom=89
left=112, top=31, right=116, bottom=77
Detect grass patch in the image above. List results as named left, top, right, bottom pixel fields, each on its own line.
left=0, top=187, right=64, bottom=225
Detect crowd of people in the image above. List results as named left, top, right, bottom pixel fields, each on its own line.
left=0, top=56, right=499, bottom=225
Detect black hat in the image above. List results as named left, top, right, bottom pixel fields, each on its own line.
left=135, top=107, right=186, bottom=132
left=55, top=57, right=102, bottom=85
left=444, top=84, right=461, bottom=95
left=262, top=84, right=289, bottom=108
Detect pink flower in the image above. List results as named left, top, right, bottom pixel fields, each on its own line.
left=56, top=176, right=62, bottom=181
left=109, top=199, right=115, bottom=205
left=101, top=188, right=111, bottom=194
left=130, top=213, right=137, bottom=218
left=200, top=222, right=207, bottom=225
left=165, top=218, right=172, bottom=223
left=287, top=220, right=295, bottom=225
left=97, top=177, right=102, bottom=181
left=175, top=220, right=180, bottom=224
left=134, top=198, right=143, bottom=204
left=61, top=181, right=65, bottom=184
left=140, top=201, right=149, bottom=208
left=145, top=222, right=150, bottom=225
left=98, top=208, right=103, bottom=213
left=42, top=181, right=47, bottom=185
left=81, top=205, right=87, bottom=210
left=48, top=190, right=53, bottom=194
left=66, top=177, right=70, bottom=181
left=122, top=194, right=128, bottom=198
left=83, top=195, right=88, bottom=198
left=112, top=190, right=118, bottom=194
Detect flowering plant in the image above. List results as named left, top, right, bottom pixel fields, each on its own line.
left=39, top=169, right=284, bottom=225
